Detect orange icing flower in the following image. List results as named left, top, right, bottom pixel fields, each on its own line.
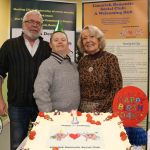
left=77, top=111, right=82, bottom=116
left=29, top=134, right=35, bottom=140
left=29, top=130, right=36, bottom=140
left=120, top=131, right=127, bottom=141
left=44, top=114, right=50, bottom=120
left=30, top=130, right=36, bottom=136
left=38, top=112, right=45, bottom=117
left=52, top=147, right=59, bottom=150
left=95, top=121, right=101, bottom=125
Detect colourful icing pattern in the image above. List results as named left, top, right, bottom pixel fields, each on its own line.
left=50, top=132, right=99, bottom=141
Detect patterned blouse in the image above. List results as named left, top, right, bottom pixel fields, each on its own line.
left=78, top=50, right=123, bottom=112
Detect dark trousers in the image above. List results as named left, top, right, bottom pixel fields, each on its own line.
left=8, top=105, right=38, bottom=150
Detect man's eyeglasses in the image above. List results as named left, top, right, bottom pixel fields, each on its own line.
left=24, top=20, right=42, bottom=26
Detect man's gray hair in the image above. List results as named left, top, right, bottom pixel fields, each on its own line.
left=22, top=10, right=43, bottom=23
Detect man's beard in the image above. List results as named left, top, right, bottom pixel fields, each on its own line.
left=23, top=28, right=42, bottom=40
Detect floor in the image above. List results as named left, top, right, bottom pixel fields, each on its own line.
left=0, top=122, right=10, bottom=150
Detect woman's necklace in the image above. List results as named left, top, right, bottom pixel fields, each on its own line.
left=88, top=66, right=93, bottom=72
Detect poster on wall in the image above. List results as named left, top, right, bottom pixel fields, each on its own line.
left=11, top=0, right=76, bottom=61
left=83, top=0, right=148, bottom=93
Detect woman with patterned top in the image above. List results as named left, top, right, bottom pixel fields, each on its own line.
left=77, top=25, right=122, bottom=113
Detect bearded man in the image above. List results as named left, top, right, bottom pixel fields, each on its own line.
left=0, top=10, right=51, bottom=150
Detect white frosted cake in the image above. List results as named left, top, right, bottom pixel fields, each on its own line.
left=22, top=111, right=131, bottom=150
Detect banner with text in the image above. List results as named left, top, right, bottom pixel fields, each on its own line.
left=11, top=0, right=76, bottom=61
left=83, top=0, right=148, bottom=93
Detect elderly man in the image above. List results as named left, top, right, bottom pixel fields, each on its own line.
left=0, top=10, right=51, bottom=150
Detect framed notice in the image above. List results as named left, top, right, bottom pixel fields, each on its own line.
left=11, top=0, right=76, bottom=61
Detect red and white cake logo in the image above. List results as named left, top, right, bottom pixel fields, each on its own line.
left=113, top=86, right=149, bottom=127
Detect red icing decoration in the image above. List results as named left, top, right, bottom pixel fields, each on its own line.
left=29, top=134, right=35, bottom=140
left=30, top=130, right=36, bottom=136
left=90, top=120, right=96, bottom=124
left=86, top=114, right=92, bottom=118
left=120, top=131, right=126, bottom=137
left=86, top=118, right=92, bottom=122
left=69, top=133, right=80, bottom=139
left=120, top=131, right=127, bottom=141
left=38, top=112, right=45, bottom=117
left=52, top=147, right=59, bottom=150
left=121, top=135, right=127, bottom=141
left=77, top=111, right=82, bottom=116
left=86, top=115, right=101, bottom=125
left=44, top=114, right=50, bottom=120
left=95, top=121, right=101, bottom=125
left=29, top=130, right=36, bottom=140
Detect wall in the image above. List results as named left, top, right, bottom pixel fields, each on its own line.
left=0, top=0, right=10, bottom=45
left=0, top=0, right=10, bottom=124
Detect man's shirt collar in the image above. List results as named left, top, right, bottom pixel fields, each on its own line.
left=51, top=52, right=71, bottom=64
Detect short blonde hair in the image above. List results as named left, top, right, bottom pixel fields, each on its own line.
left=22, top=10, right=43, bottom=23
left=77, top=25, right=106, bottom=53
